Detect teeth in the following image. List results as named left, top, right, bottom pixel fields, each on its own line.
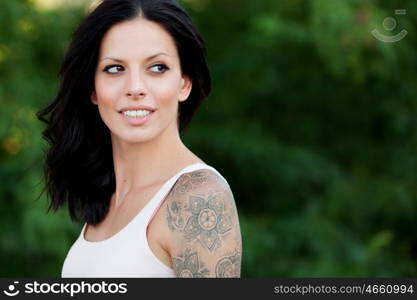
left=123, top=110, right=151, bottom=117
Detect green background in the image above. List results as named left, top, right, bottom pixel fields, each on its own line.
left=1, top=0, right=416, bottom=277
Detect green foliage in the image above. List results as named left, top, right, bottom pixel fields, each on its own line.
left=1, top=0, right=416, bottom=277
left=0, top=0, right=85, bottom=276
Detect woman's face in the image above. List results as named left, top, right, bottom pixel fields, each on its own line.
left=92, top=18, right=192, bottom=144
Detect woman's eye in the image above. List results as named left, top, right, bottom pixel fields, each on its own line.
left=149, top=64, right=169, bottom=74
left=103, top=65, right=124, bottom=74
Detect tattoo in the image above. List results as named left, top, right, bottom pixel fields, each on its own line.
left=183, top=192, right=232, bottom=251
left=167, top=170, right=242, bottom=278
left=172, top=171, right=208, bottom=195
left=166, top=170, right=234, bottom=252
left=215, top=250, right=241, bottom=278
left=173, top=248, right=209, bottom=278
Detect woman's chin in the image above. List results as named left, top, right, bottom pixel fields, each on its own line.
left=112, top=130, right=156, bottom=145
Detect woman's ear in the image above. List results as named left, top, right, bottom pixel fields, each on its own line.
left=178, top=75, right=192, bottom=102
left=91, top=90, right=98, bottom=105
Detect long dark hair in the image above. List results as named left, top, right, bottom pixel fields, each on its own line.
left=37, top=0, right=211, bottom=225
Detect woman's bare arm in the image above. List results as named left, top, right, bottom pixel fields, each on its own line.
left=165, top=169, right=242, bottom=277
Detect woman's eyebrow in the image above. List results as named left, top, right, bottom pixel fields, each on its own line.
left=100, top=52, right=170, bottom=63
left=145, top=52, right=170, bottom=60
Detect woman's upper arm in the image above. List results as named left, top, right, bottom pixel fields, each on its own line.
left=164, top=169, right=242, bottom=277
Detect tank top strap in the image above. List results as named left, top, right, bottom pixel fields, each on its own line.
left=140, top=162, right=225, bottom=228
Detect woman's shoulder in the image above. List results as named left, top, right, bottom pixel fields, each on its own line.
left=173, top=166, right=233, bottom=199
left=165, top=165, right=239, bottom=244
left=163, top=166, right=242, bottom=277
left=175, top=156, right=229, bottom=186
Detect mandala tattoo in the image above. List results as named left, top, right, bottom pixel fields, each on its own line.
left=167, top=188, right=234, bottom=251
left=166, top=171, right=242, bottom=278
left=173, top=249, right=209, bottom=278
left=215, top=250, right=241, bottom=278
left=184, top=193, right=233, bottom=251
left=166, top=172, right=209, bottom=231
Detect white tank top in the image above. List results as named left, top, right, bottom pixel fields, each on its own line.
left=61, top=163, right=228, bottom=278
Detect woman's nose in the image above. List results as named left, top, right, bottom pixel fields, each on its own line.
left=125, top=71, right=146, bottom=99
left=126, top=89, right=146, bottom=99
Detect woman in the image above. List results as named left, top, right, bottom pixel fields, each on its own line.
left=37, top=0, right=242, bottom=278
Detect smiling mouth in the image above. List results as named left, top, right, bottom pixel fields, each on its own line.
left=120, top=109, right=153, bottom=117
left=119, top=108, right=154, bottom=126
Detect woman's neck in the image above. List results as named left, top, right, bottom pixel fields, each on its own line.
left=110, top=127, right=200, bottom=208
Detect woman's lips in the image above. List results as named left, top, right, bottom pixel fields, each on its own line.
left=119, top=111, right=154, bottom=126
